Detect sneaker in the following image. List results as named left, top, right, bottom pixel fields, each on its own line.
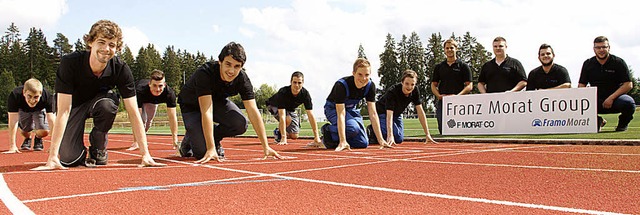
left=21, top=138, right=32, bottom=150
left=320, top=123, right=338, bottom=149
left=597, top=116, right=607, bottom=132
left=366, top=124, right=378, bottom=144
left=88, top=146, right=108, bottom=165
left=615, top=126, right=628, bottom=132
left=273, top=128, right=282, bottom=143
left=215, top=139, right=225, bottom=159
left=33, top=137, right=44, bottom=151
left=179, top=141, right=193, bottom=157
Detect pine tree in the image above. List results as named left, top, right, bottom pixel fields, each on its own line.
left=162, top=45, right=181, bottom=94
left=357, top=43, right=367, bottom=59
left=378, top=33, right=401, bottom=96
left=425, top=32, right=444, bottom=104
left=119, top=45, right=135, bottom=68
left=74, top=38, right=85, bottom=52
left=24, top=28, right=55, bottom=88
left=0, top=69, right=17, bottom=123
left=460, top=32, right=492, bottom=94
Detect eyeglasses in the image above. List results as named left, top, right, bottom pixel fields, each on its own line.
left=594, top=46, right=609, bottom=49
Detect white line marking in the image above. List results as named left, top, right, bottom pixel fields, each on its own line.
left=0, top=173, right=35, bottom=214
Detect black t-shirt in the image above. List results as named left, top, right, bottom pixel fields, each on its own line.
left=266, top=86, right=313, bottom=111
left=432, top=59, right=473, bottom=94
left=375, top=83, right=422, bottom=117
left=326, top=76, right=376, bottom=104
left=7, top=86, right=54, bottom=113
left=178, top=61, right=255, bottom=113
left=56, top=51, right=136, bottom=107
left=478, top=56, right=527, bottom=93
left=135, top=79, right=177, bottom=108
left=579, top=54, right=631, bottom=99
left=526, top=64, right=571, bottom=90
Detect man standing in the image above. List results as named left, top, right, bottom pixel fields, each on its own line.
left=478, top=36, right=527, bottom=93
left=266, top=71, right=322, bottom=146
left=127, top=69, right=179, bottom=151
left=5, top=78, right=55, bottom=153
left=526, top=44, right=571, bottom=90
left=431, top=39, right=473, bottom=134
left=178, top=42, right=282, bottom=162
left=34, top=20, right=164, bottom=170
left=578, top=36, right=635, bottom=132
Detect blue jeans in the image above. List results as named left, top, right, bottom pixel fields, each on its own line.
left=377, top=113, right=404, bottom=143
left=597, top=94, right=636, bottom=128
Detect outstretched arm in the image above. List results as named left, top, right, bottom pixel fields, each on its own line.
left=32, top=93, right=72, bottom=170
left=167, top=107, right=179, bottom=147
left=194, top=95, right=221, bottom=163
left=123, top=97, right=165, bottom=167
left=276, top=108, right=288, bottom=145
left=4, top=113, right=20, bottom=153
left=367, top=102, right=391, bottom=149
left=415, top=104, right=436, bottom=143
left=243, top=99, right=283, bottom=159
left=306, top=110, right=322, bottom=145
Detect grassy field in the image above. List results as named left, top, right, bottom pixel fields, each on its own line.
left=108, top=107, right=640, bottom=140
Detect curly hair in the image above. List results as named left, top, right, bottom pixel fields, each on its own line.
left=83, top=20, right=124, bottom=51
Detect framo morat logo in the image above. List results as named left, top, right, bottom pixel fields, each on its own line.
left=531, top=118, right=591, bottom=127
left=447, top=119, right=495, bottom=129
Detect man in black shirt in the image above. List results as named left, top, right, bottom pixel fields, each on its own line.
left=578, top=36, right=635, bottom=132
left=371, top=70, right=436, bottom=144
left=178, top=42, right=282, bottom=162
left=33, top=20, right=164, bottom=170
left=127, top=69, right=179, bottom=151
left=5, top=78, right=55, bottom=153
left=431, top=39, right=473, bottom=134
left=266, top=71, right=321, bottom=146
left=478, top=36, right=527, bottom=93
left=526, top=44, right=571, bottom=90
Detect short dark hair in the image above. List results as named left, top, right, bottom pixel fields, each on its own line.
left=218, top=42, right=246, bottom=66
left=150, top=69, right=165, bottom=81
left=291, top=71, right=304, bottom=82
left=594, top=36, right=609, bottom=43
left=493, top=36, right=507, bottom=43
left=539, top=43, right=554, bottom=55
left=352, top=58, right=370, bottom=73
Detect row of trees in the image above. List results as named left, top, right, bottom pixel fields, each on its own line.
left=0, top=22, right=638, bottom=123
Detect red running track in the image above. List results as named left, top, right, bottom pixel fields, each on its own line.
left=0, top=131, right=639, bottom=214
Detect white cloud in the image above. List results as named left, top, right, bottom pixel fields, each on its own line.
left=238, top=27, right=255, bottom=38
left=0, top=0, right=68, bottom=30
left=211, top=24, right=220, bottom=33
left=239, top=0, right=640, bottom=117
left=121, top=26, right=150, bottom=54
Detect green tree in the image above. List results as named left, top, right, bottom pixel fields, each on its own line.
left=24, top=28, right=55, bottom=87
left=254, top=84, right=278, bottom=110
left=53, top=33, right=72, bottom=56
left=628, top=69, right=639, bottom=104
left=162, top=45, right=181, bottom=94
left=357, top=43, right=367, bottom=59
left=459, top=32, right=492, bottom=94
left=403, top=32, right=429, bottom=107
left=0, top=69, right=17, bottom=123
left=377, top=33, right=401, bottom=96
left=132, top=44, right=163, bottom=80
left=424, top=32, right=445, bottom=105
left=74, top=38, right=85, bottom=52
left=118, top=45, right=135, bottom=69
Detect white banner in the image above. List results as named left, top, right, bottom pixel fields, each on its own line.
left=442, top=88, right=597, bottom=135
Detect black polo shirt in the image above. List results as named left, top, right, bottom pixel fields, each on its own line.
left=56, top=51, right=136, bottom=107
left=135, top=79, right=177, bottom=108
left=375, top=83, right=422, bottom=117
left=432, top=59, right=472, bottom=94
left=526, top=64, right=571, bottom=90
left=267, top=86, right=313, bottom=112
left=326, top=76, right=376, bottom=104
left=7, top=86, right=54, bottom=113
left=478, top=56, right=527, bottom=93
left=579, top=54, right=631, bottom=99
left=178, top=61, right=255, bottom=113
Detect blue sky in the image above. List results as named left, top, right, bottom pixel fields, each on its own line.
left=2, top=0, right=639, bottom=117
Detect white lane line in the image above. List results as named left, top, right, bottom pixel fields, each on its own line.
left=0, top=173, right=35, bottom=215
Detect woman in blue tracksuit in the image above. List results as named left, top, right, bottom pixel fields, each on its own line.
left=321, top=58, right=391, bottom=151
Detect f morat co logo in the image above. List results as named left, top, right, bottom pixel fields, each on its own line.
left=447, top=119, right=495, bottom=129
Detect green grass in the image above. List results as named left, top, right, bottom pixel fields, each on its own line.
left=107, top=107, right=640, bottom=140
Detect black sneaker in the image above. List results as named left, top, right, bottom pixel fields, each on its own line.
left=274, top=128, right=282, bottom=143
left=615, top=126, right=628, bottom=132
left=33, top=137, right=44, bottom=151
left=366, top=124, right=378, bottom=144
left=597, top=116, right=607, bottom=132
left=88, top=146, right=108, bottom=165
left=179, top=141, right=193, bottom=157
left=215, top=140, right=225, bottom=159
left=320, top=123, right=338, bottom=149
left=21, top=138, right=32, bottom=150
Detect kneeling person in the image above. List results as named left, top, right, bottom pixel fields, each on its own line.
left=267, top=71, right=322, bottom=146
left=5, top=78, right=56, bottom=153
left=128, top=69, right=179, bottom=151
